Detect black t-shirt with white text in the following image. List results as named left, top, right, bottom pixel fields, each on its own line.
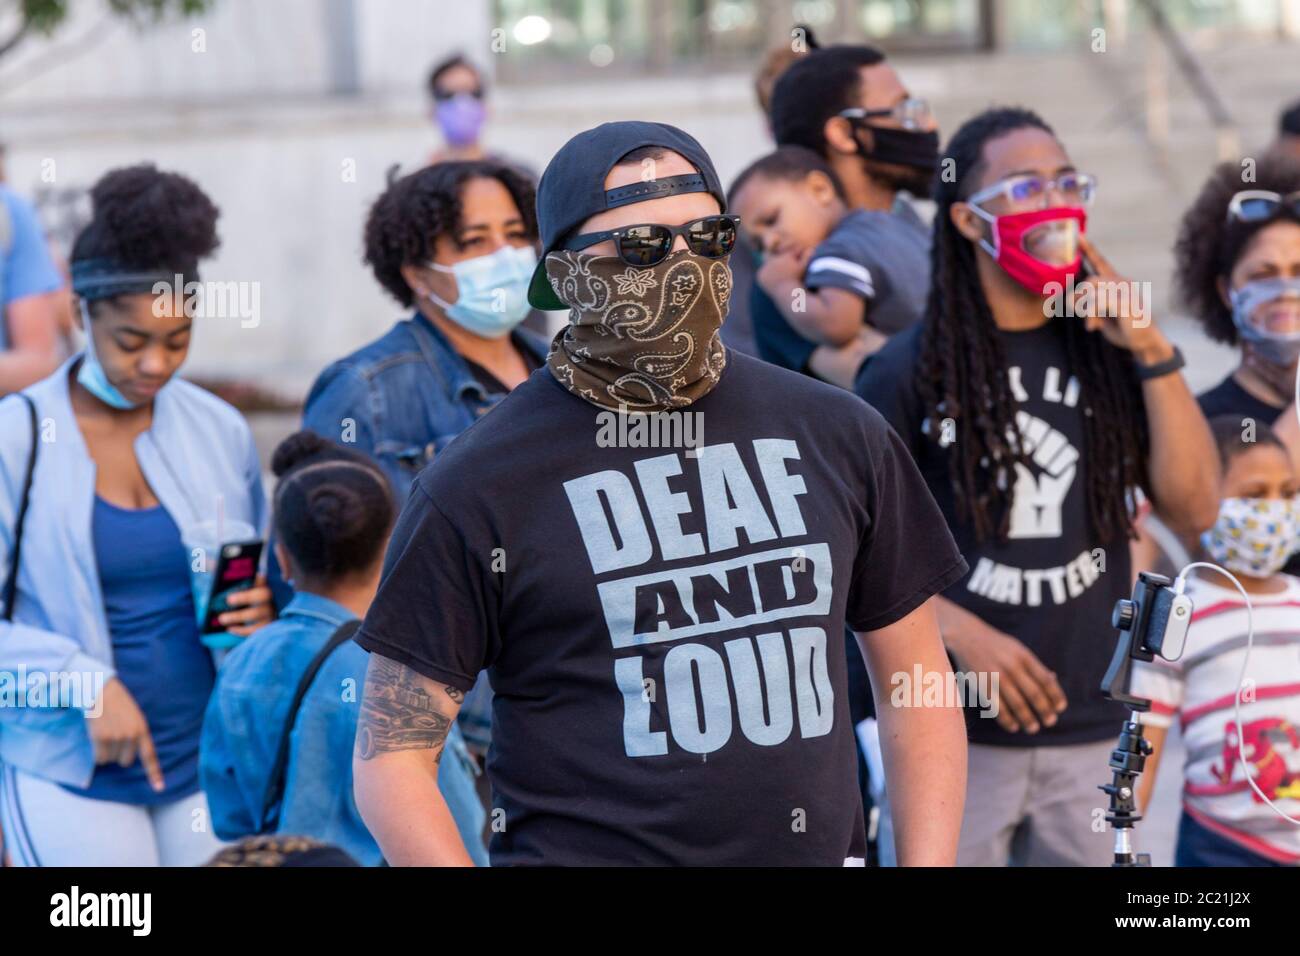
left=856, top=322, right=1134, bottom=747
left=356, top=350, right=967, bottom=865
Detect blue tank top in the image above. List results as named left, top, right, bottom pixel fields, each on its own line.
left=63, top=496, right=215, bottom=804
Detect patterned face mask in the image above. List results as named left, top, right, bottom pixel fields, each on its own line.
left=1201, top=496, right=1300, bottom=577
left=544, top=249, right=730, bottom=411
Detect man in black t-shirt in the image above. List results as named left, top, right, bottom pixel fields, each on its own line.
left=351, top=121, right=969, bottom=866
left=857, top=108, right=1219, bottom=866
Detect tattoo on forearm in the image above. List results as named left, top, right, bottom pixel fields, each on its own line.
left=356, top=656, right=457, bottom=763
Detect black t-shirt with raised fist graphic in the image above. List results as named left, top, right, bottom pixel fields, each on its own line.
left=355, top=350, right=966, bottom=866
left=856, top=321, right=1133, bottom=747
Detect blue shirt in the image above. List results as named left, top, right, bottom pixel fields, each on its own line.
left=200, top=591, right=488, bottom=866
left=0, top=355, right=266, bottom=789
left=65, top=496, right=214, bottom=804
left=1, top=187, right=62, bottom=350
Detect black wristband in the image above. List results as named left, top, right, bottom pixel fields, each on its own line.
left=1134, top=345, right=1185, bottom=381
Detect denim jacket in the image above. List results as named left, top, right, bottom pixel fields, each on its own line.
left=303, top=312, right=549, bottom=506
left=199, top=591, right=488, bottom=866
left=302, top=313, right=548, bottom=753
left=0, top=354, right=266, bottom=787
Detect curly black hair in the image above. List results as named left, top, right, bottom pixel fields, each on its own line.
left=70, top=163, right=220, bottom=281
left=363, top=160, right=537, bottom=308
left=1173, top=151, right=1300, bottom=346
left=917, top=106, right=1149, bottom=545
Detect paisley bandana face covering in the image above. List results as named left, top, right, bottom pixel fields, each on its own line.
left=544, top=249, right=730, bottom=411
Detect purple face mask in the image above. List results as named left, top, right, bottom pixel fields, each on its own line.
left=435, top=94, right=486, bottom=147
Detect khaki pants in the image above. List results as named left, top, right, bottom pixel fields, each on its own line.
left=957, top=738, right=1117, bottom=867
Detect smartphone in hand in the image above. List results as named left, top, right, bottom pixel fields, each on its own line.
left=202, top=540, right=263, bottom=634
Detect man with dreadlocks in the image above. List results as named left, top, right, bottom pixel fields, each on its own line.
left=857, top=107, right=1219, bottom=866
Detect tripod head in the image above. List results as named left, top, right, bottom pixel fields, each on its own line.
left=1102, top=571, right=1193, bottom=708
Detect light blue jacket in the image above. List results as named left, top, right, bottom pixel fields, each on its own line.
left=200, top=591, right=488, bottom=866
left=0, top=354, right=266, bottom=787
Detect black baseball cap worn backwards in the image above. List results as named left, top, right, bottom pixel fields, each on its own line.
left=527, top=120, right=727, bottom=310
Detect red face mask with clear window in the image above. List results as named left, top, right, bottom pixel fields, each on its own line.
left=971, top=205, right=1088, bottom=294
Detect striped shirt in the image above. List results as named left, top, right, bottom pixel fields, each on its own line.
left=1131, top=573, right=1300, bottom=863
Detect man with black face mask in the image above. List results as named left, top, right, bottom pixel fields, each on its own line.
left=350, top=121, right=970, bottom=866
left=751, top=41, right=939, bottom=385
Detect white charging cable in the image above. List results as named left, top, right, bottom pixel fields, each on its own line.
left=1170, top=561, right=1300, bottom=826
left=1293, top=347, right=1299, bottom=423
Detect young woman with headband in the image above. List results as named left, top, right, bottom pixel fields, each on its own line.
left=0, top=164, right=271, bottom=866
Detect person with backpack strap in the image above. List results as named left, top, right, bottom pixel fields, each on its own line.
left=200, top=431, right=487, bottom=866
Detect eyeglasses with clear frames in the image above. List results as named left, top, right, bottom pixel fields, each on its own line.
left=966, top=171, right=1098, bottom=212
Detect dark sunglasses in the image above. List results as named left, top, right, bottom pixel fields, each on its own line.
left=563, top=214, right=739, bottom=267
left=1227, top=190, right=1300, bottom=224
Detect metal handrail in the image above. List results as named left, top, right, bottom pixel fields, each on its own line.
left=1135, top=0, right=1240, bottom=158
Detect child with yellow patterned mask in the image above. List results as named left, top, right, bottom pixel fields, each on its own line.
left=1132, top=415, right=1300, bottom=866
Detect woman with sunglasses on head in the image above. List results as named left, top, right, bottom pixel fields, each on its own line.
left=0, top=165, right=272, bottom=866
left=856, top=107, right=1219, bottom=866
left=1175, top=153, right=1300, bottom=472
left=303, top=159, right=545, bottom=763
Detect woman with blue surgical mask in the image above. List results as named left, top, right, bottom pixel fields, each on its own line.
left=0, top=164, right=272, bottom=866
left=302, top=159, right=545, bottom=772
left=1175, top=153, right=1300, bottom=572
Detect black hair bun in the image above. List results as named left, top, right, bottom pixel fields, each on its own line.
left=306, top=485, right=364, bottom=539
left=271, top=429, right=396, bottom=583
left=76, top=163, right=220, bottom=270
